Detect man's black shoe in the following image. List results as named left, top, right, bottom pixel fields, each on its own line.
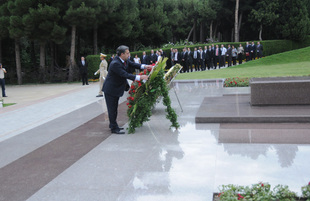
left=112, top=130, right=125, bottom=134
left=96, top=95, right=103, bottom=97
left=118, top=127, right=124, bottom=130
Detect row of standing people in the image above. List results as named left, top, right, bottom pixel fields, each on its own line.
left=171, top=41, right=263, bottom=73
left=77, top=41, right=264, bottom=95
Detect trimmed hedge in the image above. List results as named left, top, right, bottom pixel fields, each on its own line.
left=86, top=36, right=310, bottom=73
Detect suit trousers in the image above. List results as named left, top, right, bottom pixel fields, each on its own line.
left=98, top=76, right=104, bottom=95
left=0, top=79, right=6, bottom=97
left=81, top=73, right=88, bottom=85
left=193, top=59, right=198, bottom=71
left=104, top=93, right=120, bottom=131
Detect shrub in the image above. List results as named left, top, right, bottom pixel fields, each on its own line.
left=218, top=182, right=298, bottom=201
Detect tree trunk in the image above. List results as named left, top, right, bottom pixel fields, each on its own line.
left=213, top=22, right=218, bottom=41
left=259, top=24, right=263, bottom=41
left=50, top=41, right=55, bottom=82
left=31, top=41, right=36, bottom=68
left=15, top=39, right=22, bottom=85
left=68, top=25, right=76, bottom=82
left=238, top=11, right=243, bottom=41
left=93, top=24, right=98, bottom=55
left=193, top=21, right=197, bottom=42
left=40, top=42, right=46, bottom=82
left=186, top=23, right=195, bottom=42
left=210, top=20, right=213, bottom=40
left=200, top=22, right=204, bottom=43
left=234, top=0, right=239, bottom=42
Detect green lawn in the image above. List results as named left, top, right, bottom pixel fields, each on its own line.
left=176, top=46, right=310, bottom=80
left=3, top=103, right=16, bottom=107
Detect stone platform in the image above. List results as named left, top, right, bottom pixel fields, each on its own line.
left=250, top=76, right=310, bottom=106
left=195, top=94, right=310, bottom=123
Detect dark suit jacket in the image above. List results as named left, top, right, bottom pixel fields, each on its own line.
left=257, top=44, right=263, bottom=52
left=227, top=48, right=232, bottom=57
left=187, top=51, right=193, bottom=63
left=141, top=55, right=149, bottom=64
left=245, top=45, right=250, bottom=53
left=250, top=45, right=256, bottom=53
left=78, top=60, right=88, bottom=74
left=149, top=54, right=158, bottom=64
left=102, top=56, right=141, bottom=97
left=173, top=52, right=182, bottom=62
left=207, top=49, right=213, bottom=59
left=214, top=48, right=221, bottom=57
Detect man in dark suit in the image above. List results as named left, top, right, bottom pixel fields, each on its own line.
left=173, top=49, right=181, bottom=65
left=102, top=45, right=151, bottom=134
left=181, top=47, right=188, bottom=73
left=187, top=47, right=193, bottom=72
left=207, top=45, right=213, bottom=70
left=78, top=56, right=88, bottom=85
left=198, top=47, right=205, bottom=71
left=256, top=41, right=263, bottom=59
left=226, top=45, right=232, bottom=67
left=149, top=50, right=157, bottom=64
left=250, top=41, right=256, bottom=60
left=141, top=51, right=149, bottom=64
left=214, top=45, right=221, bottom=69
left=244, top=42, right=250, bottom=61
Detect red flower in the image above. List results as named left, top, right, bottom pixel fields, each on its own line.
left=144, top=69, right=147, bottom=74
left=261, top=183, right=264, bottom=187
left=131, top=85, right=135, bottom=89
left=138, top=82, right=142, bottom=87
left=126, top=102, right=129, bottom=105
left=128, top=105, right=132, bottom=108
left=139, top=72, right=143, bottom=75
left=308, top=182, right=310, bottom=185
left=147, top=68, right=152, bottom=72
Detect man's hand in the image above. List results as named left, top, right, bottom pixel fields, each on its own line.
left=94, top=72, right=97, bottom=75
left=140, top=75, right=148, bottom=80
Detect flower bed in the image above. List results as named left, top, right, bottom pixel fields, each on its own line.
left=213, top=182, right=310, bottom=201
left=126, top=58, right=180, bottom=134
left=224, top=77, right=250, bottom=87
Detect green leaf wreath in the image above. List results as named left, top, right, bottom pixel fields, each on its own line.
left=126, top=58, right=181, bottom=134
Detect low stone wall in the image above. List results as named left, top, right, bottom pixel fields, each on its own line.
left=250, top=76, right=310, bottom=106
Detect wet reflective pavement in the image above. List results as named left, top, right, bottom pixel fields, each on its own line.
left=0, top=80, right=310, bottom=201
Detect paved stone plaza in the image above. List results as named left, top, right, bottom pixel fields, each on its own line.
left=0, top=80, right=310, bottom=201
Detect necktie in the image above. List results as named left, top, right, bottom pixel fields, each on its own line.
left=124, top=61, right=126, bottom=66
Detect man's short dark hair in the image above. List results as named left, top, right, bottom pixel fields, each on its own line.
left=116, top=45, right=129, bottom=56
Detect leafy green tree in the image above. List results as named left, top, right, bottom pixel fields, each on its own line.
left=277, top=0, right=310, bottom=41
left=89, top=0, right=120, bottom=54
left=23, top=4, right=66, bottom=82
left=0, top=0, right=10, bottom=63
left=137, top=0, right=169, bottom=47
left=250, top=0, right=279, bottom=41
left=64, top=1, right=95, bottom=81
left=7, top=0, right=34, bottom=84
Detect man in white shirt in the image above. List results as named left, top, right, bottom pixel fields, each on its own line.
left=220, top=44, right=227, bottom=68
left=0, top=63, right=7, bottom=97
